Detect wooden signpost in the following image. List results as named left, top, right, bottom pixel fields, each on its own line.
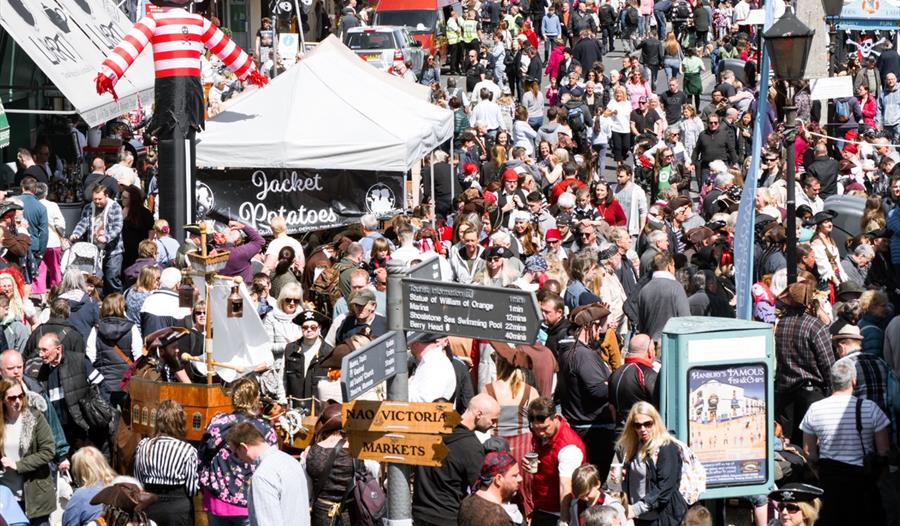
left=347, top=431, right=450, bottom=467
left=343, top=400, right=459, bottom=467
left=343, top=400, right=461, bottom=434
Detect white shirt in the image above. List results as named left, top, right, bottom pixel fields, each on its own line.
left=471, top=100, right=507, bottom=131
left=409, top=347, right=457, bottom=403
left=472, top=80, right=501, bottom=102
left=40, top=198, right=65, bottom=249
left=799, top=394, right=889, bottom=467
left=263, top=235, right=306, bottom=274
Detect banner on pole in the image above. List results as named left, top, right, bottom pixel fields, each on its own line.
left=195, top=168, right=405, bottom=235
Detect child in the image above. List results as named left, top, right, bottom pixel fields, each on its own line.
left=545, top=76, right=560, bottom=107
left=366, top=237, right=392, bottom=279
left=683, top=504, right=713, bottom=526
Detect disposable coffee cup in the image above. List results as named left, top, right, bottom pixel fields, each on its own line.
left=523, top=452, right=539, bottom=473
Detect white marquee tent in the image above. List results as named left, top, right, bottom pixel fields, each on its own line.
left=196, top=35, right=453, bottom=173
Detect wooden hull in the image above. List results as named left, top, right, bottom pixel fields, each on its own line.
left=128, top=377, right=233, bottom=442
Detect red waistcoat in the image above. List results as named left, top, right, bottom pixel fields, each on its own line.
left=532, top=417, right=587, bottom=512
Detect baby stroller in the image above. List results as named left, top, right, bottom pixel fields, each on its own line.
left=60, top=242, right=103, bottom=277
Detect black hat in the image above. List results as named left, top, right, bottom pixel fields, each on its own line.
left=293, top=310, right=329, bottom=327
left=0, top=201, right=22, bottom=219
left=768, top=483, right=824, bottom=503
left=483, top=245, right=511, bottom=260
left=835, top=281, right=865, bottom=301
left=865, top=227, right=893, bottom=239
left=803, top=209, right=838, bottom=227
left=144, top=326, right=190, bottom=350
left=556, top=212, right=575, bottom=227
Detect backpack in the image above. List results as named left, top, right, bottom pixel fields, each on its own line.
left=567, top=104, right=586, bottom=133
left=652, top=439, right=707, bottom=505
left=351, top=459, right=387, bottom=526
left=675, top=1, right=692, bottom=20
left=835, top=98, right=851, bottom=123
left=310, top=265, right=343, bottom=314
left=626, top=7, right=638, bottom=25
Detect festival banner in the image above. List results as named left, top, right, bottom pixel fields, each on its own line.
left=687, top=364, right=768, bottom=488
left=194, top=168, right=405, bottom=235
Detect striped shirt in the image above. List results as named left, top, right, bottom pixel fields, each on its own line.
left=100, top=8, right=255, bottom=84
left=799, top=394, right=890, bottom=467
left=134, top=436, right=199, bottom=495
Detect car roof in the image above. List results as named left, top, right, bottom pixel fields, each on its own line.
left=346, top=25, right=407, bottom=34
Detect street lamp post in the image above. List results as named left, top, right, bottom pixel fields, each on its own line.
left=763, top=8, right=814, bottom=285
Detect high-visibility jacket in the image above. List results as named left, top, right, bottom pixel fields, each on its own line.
left=447, top=17, right=462, bottom=45
left=460, top=18, right=479, bottom=43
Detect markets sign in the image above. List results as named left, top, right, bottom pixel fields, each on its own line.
left=401, top=278, right=541, bottom=344
left=340, top=331, right=402, bottom=401
left=195, top=168, right=404, bottom=235
left=0, top=101, right=8, bottom=149
left=348, top=431, right=449, bottom=467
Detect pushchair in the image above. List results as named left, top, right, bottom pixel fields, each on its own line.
left=60, top=242, right=103, bottom=277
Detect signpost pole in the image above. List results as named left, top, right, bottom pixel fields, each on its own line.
left=385, top=261, right=412, bottom=526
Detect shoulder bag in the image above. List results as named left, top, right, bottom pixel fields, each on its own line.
left=855, top=397, right=884, bottom=478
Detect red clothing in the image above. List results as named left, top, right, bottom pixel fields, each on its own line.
left=859, top=95, right=877, bottom=128
left=545, top=46, right=564, bottom=79
left=596, top=200, right=627, bottom=226
left=550, top=178, right=588, bottom=205
left=532, top=418, right=587, bottom=513
left=522, top=29, right=540, bottom=50
left=101, top=8, right=255, bottom=84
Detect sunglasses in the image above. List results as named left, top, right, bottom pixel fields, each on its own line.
left=301, top=324, right=319, bottom=331
left=778, top=503, right=801, bottom=514
left=5, top=393, right=25, bottom=402
left=709, top=121, right=720, bottom=125
left=193, top=311, right=206, bottom=316
left=548, top=239, right=560, bottom=244
left=285, top=298, right=302, bottom=305
left=633, top=420, right=654, bottom=429
left=489, top=256, right=503, bottom=262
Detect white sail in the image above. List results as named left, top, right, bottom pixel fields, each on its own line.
left=190, top=276, right=273, bottom=382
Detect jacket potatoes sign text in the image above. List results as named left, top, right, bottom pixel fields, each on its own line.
left=195, top=168, right=404, bottom=234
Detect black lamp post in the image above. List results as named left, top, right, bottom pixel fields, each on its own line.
left=764, top=9, right=814, bottom=285
left=821, top=0, right=844, bottom=18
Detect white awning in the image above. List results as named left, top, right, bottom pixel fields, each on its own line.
left=0, top=0, right=154, bottom=127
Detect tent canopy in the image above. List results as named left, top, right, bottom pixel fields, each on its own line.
left=0, top=0, right=154, bottom=127
left=196, top=35, right=453, bottom=173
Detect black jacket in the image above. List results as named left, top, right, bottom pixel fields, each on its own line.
left=691, top=128, right=737, bottom=170
left=573, top=38, right=603, bottom=74
left=625, top=441, right=689, bottom=525
left=557, top=341, right=614, bottom=425
left=413, top=425, right=484, bottom=524
left=92, top=316, right=135, bottom=395
left=598, top=3, right=617, bottom=26
left=544, top=319, right=571, bottom=359
left=450, top=355, right=474, bottom=415
left=806, top=155, right=840, bottom=199
left=609, top=360, right=659, bottom=430
left=569, top=11, right=597, bottom=35
left=422, top=162, right=463, bottom=217
left=637, top=37, right=665, bottom=67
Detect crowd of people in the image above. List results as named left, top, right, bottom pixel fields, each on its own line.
left=1, top=0, right=900, bottom=525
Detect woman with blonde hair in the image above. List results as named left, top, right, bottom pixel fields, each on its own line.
left=134, top=400, right=198, bottom=526
left=482, top=347, right=539, bottom=516
left=261, top=282, right=304, bottom=402
left=0, top=378, right=55, bottom=524
left=63, top=446, right=117, bottom=526
left=153, top=219, right=180, bottom=266
left=607, top=86, right=634, bottom=167
left=125, top=265, right=160, bottom=331
left=767, top=484, right=823, bottom=526
left=618, top=402, right=688, bottom=524
left=861, top=195, right=886, bottom=232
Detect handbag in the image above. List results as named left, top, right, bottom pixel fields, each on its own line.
left=855, top=397, right=883, bottom=478
left=79, top=384, right=117, bottom=434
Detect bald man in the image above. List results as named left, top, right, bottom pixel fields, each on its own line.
left=608, top=334, right=661, bottom=434
left=413, top=393, right=500, bottom=526
left=81, top=157, right=118, bottom=202
left=1, top=349, right=71, bottom=472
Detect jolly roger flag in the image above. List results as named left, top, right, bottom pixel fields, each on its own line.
left=195, top=168, right=405, bottom=235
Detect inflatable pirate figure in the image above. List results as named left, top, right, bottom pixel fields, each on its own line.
left=95, top=0, right=267, bottom=240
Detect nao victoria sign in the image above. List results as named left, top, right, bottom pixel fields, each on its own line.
left=195, top=168, right=404, bottom=235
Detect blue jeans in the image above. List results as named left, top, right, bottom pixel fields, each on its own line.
left=528, top=116, right=544, bottom=130
left=664, top=57, right=681, bottom=82
left=600, top=26, right=615, bottom=53
left=654, top=9, right=668, bottom=39
left=593, top=143, right=609, bottom=180
left=103, top=250, right=122, bottom=295
left=208, top=514, right=250, bottom=526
